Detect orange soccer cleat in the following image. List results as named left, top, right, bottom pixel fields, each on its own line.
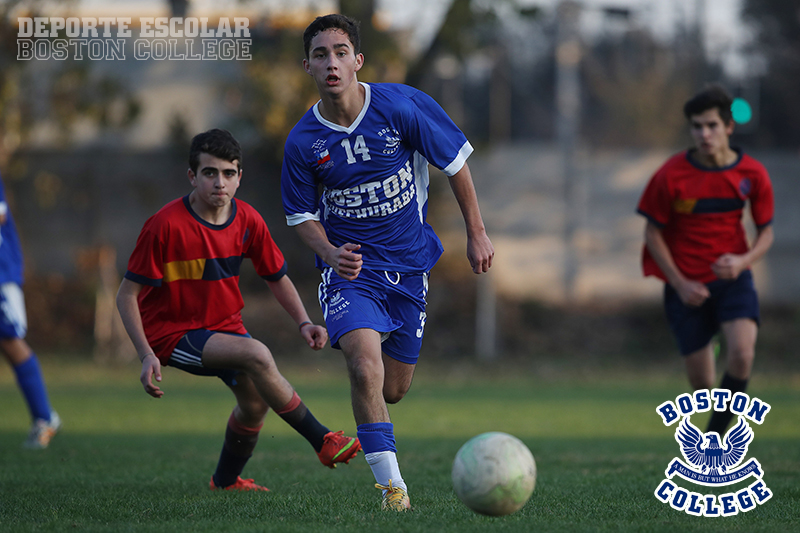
left=209, top=476, right=269, bottom=492
left=316, top=431, right=361, bottom=468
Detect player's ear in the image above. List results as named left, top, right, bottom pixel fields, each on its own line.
left=725, top=119, right=735, bottom=136
left=303, top=58, right=312, bottom=75
left=187, top=168, right=197, bottom=187
left=354, top=53, right=364, bottom=72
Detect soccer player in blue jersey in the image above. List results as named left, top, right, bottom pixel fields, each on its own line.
left=282, top=14, right=495, bottom=511
left=0, top=173, right=61, bottom=449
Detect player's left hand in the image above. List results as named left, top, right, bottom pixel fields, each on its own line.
left=140, top=354, right=164, bottom=398
left=711, top=254, right=746, bottom=280
left=300, top=323, right=328, bottom=350
left=467, top=232, right=495, bottom=274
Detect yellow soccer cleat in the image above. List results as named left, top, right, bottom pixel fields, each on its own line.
left=376, top=479, right=411, bottom=511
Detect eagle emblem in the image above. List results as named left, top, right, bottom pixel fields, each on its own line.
left=675, top=416, right=754, bottom=476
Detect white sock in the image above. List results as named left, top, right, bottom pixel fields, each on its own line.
left=365, top=451, right=407, bottom=493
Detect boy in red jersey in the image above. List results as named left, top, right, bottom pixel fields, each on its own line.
left=116, top=129, right=360, bottom=492
left=637, top=85, right=774, bottom=435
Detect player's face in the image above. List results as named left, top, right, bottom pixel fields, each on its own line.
left=689, top=108, right=734, bottom=158
left=303, top=29, right=363, bottom=96
left=188, top=153, right=241, bottom=209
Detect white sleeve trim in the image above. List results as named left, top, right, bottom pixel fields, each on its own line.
left=286, top=211, right=320, bottom=226
left=442, top=141, right=474, bottom=176
left=0, top=202, right=7, bottom=216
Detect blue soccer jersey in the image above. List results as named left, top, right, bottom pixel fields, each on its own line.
left=0, top=175, right=24, bottom=286
left=281, top=82, right=473, bottom=273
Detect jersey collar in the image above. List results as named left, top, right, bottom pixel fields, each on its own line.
left=685, top=146, right=743, bottom=172
left=312, top=82, right=371, bottom=134
left=182, top=194, right=237, bottom=230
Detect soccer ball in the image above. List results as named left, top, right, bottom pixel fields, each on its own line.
left=452, top=432, right=536, bottom=516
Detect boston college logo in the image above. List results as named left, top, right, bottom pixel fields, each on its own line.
left=653, top=389, right=773, bottom=516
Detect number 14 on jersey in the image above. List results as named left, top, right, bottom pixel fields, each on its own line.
left=341, top=135, right=371, bottom=164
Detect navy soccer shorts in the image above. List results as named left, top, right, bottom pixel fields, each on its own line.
left=166, top=329, right=251, bottom=387
left=664, top=270, right=760, bottom=356
left=319, top=268, right=429, bottom=365
left=0, top=282, right=27, bottom=340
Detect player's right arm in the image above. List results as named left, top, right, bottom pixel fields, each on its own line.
left=294, top=219, right=363, bottom=280
left=644, top=222, right=709, bottom=307
left=281, top=138, right=363, bottom=280
left=116, top=278, right=163, bottom=398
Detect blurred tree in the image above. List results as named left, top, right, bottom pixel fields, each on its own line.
left=234, top=25, right=330, bottom=166
left=406, top=0, right=497, bottom=89
left=340, top=0, right=406, bottom=83
left=742, top=0, right=800, bottom=147
left=0, top=1, right=140, bottom=168
left=405, top=0, right=549, bottom=143
left=581, top=28, right=706, bottom=148
left=234, top=5, right=404, bottom=165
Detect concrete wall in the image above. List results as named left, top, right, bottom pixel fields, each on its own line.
left=8, top=143, right=799, bottom=305
left=439, top=143, right=799, bottom=304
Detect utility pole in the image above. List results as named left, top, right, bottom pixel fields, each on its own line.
left=556, top=0, right=583, bottom=303
left=476, top=270, right=497, bottom=361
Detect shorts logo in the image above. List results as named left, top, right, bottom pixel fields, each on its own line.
left=327, top=291, right=350, bottom=321
left=653, top=389, right=773, bottom=516
left=329, top=291, right=344, bottom=306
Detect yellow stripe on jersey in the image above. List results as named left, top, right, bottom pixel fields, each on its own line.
left=163, top=258, right=206, bottom=282
left=673, top=198, right=698, bottom=214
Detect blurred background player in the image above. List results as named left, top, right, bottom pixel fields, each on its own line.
left=116, top=129, right=360, bottom=492
left=0, top=173, right=61, bottom=449
left=282, top=15, right=494, bottom=510
left=637, top=85, right=774, bottom=435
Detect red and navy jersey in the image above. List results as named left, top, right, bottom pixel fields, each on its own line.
left=124, top=195, right=287, bottom=364
left=637, top=149, right=774, bottom=284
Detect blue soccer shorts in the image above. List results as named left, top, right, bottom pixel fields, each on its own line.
left=0, top=282, right=27, bottom=340
left=166, top=329, right=251, bottom=387
left=664, top=269, right=760, bottom=356
left=318, top=268, right=429, bottom=365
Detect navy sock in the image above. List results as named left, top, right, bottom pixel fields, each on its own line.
left=706, top=373, right=749, bottom=435
left=213, top=414, right=262, bottom=488
left=13, top=354, right=52, bottom=422
left=276, top=392, right=329, bottom=452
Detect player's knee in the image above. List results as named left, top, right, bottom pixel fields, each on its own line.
left=726, top=347, right=754, bottom=378
left=346, top=354, right=382, bottom=390
left=383, top=384, right=409, bottom=404
left=242, top=342, right=277, bottom=375
left=0, top=338, right=32, bottom=364
left=236, top=398, right=269, bottom=424
left=689, top=374, right=714, bottom=391
left=726, top=344, right=755, bottom=365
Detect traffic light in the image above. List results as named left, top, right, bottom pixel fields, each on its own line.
left=731, top=97, right=752, bottom=125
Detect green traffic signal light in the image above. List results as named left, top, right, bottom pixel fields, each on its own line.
left=731, top=98, right=752, bottom=125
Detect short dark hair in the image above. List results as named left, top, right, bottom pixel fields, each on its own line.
left=189, top=129, right=242, bottom=174
left=303, top=14, right=361, bottom=59
left=683, top=85, right=733, bottom=124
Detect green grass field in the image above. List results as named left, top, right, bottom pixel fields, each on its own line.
left=1, top=356, right=798, bottom=532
